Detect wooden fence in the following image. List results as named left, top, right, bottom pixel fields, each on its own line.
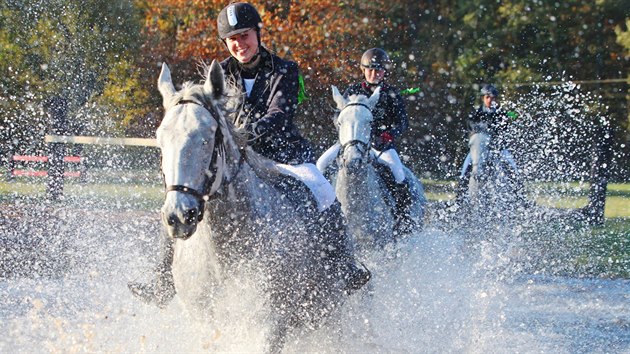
left=42, top=134, right=158, bottom=200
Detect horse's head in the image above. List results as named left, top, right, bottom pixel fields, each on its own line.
left=331, top=85, right=380, bottom=174
left=156, top=60, right=229, bottom=239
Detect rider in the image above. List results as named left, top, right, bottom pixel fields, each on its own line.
left=129, top=2, right=370, bottom=307
left=342, top=48, right=415, bottom=234
left=454, top=84, right=523, bottom=204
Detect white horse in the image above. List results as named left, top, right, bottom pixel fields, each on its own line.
left=156, top=61, right=342, bottom=352
left=318, top=86, right=425, bottom=251
left=465, top=122, right=522, bottom=210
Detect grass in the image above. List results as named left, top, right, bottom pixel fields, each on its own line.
left=0, top=169, right=163, bottom=210
left=421, top=178, right=630, bottom=279
left=422, top=179, right=630, bottom=219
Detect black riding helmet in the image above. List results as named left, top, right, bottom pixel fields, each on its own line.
left=217, top=2, right=262, bottom=39
left=360, top=48, right=393, bottom=71
left=480, top=84, right=499, bottom=97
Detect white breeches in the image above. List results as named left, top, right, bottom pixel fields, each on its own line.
left=316, top=143, right=340, bottom=172
left=317, top=143, right=406, bottom=184
left=459, top=150, right=518, bottom=178
left=372, top=148, right=406, bottom=184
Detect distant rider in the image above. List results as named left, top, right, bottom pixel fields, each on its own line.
left=455, top=84, right=525, bottom=204
left=318, top=48, right=416, bottom=234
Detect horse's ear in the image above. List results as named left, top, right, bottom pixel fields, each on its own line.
left=158, top=63, right=177, bottom=104
left=367, top=86, right=381, bottom=109
left=205, top=60, right=225, bottom=98
left=331, top=85, right=347, bottom=110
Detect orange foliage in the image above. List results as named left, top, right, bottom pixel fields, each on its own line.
left=140, top=0, right=391, bottom=91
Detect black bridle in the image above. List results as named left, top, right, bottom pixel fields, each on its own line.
left=338, top=102, right=373, bottom=158
left=162, top=99, right=246, bottom=219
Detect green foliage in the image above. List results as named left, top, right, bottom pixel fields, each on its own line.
left=0, top=0, right=147, bottom=157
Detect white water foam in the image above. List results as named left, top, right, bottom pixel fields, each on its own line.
left=1, top=206, right=629, bottom=353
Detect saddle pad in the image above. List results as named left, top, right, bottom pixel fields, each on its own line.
left=276, top=162, right=336, bottom=212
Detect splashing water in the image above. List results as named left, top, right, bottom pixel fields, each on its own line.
left=1, top=197, right=629, bottom=353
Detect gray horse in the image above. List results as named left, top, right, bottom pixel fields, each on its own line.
left=155, top=61, right=343, bottom=353
left=466, top=122, right=524, bottom=211
left=318, top=86, right=425, bottom=252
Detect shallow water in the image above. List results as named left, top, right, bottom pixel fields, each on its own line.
left=1, top=203, right=629, bottom=353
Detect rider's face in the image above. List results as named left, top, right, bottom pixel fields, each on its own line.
left=225, top=28, right=259, bottom=63
left=363, top=67, right=385, bottom=85
left=483, top=95, right=497, bottom=108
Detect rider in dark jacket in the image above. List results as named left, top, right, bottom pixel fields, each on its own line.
left=344, top=48, right=415, bottom=234
left=455, top=84, right=524, bottom=204
left=129, top=2, right=370, bottom=307
left=344, top=81, right=409, bottom=152
left=220, top=48, right=313, bottom=164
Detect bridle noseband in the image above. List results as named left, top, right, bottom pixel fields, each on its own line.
left=162, top=99, right=245, bottom=220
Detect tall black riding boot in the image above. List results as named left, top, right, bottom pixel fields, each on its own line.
left=318, top=201, right=371, bottom=293
left=390, top=179, right=418, bottom=235
left=128, top=231, right=176, bottom=308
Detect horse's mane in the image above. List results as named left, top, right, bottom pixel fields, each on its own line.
left=346, top=93, right=371, bottom=105
left=173, top=62, right=277, bottom=181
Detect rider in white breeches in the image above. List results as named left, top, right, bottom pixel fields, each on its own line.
left=318, top=144, right=406, bottom=185
left=459, top=149, right=519, bottom=180
left=320, top=48, right=416, bottom=233
left=455, top=84, right=527, bottom=204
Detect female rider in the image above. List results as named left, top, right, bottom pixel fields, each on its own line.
left=129, top=2, right=370, bottom=307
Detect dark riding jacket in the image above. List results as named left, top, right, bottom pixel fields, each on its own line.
left=467, top=105, right=512, bottom=150
left=344, top=82, right=409, bottom=151
left=220, top=48, right=313, bottom=164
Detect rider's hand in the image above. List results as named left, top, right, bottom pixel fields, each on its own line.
left=379, top=131, right=394, bottom=145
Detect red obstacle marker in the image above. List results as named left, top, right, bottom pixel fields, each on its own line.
left=12, top=155, right=82, bottom=163
left=10, top=155, right=83, bottom=178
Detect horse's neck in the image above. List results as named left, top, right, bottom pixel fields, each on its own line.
left=207, top=155, right=278, bottom=222
left=337, top=164, right=384, bottom=212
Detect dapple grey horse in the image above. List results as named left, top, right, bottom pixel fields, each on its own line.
left=156, top=61, right=342, bottom=353
left=318, top=86, right=425, bottom=252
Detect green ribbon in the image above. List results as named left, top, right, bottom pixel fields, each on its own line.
left=400, top=87, right=421, bottom=95
left=298, top=74, right=308, bottom=104
left=506, top=111, right=518, bottom=120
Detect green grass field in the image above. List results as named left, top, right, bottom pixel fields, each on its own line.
left=422, top=180, right=630, bottom=219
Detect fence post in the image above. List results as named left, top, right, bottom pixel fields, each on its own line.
left=7, top=151, right=15, bottom=181
left=45, top=96, right=68, bottom=201
left=581, top=119, right=612, bottom=225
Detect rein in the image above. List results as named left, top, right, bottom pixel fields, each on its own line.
left=163, top=99, right=246, bottom=216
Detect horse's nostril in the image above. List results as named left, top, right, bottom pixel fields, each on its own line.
left=185, top=209, right=198, bottom=224
left=167, top=215, right=176, bottom=226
